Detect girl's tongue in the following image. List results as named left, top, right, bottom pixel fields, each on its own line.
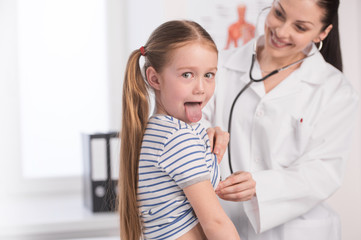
left=185, top=102, right=202, bottom=123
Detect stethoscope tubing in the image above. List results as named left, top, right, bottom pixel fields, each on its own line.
left=226, top=81, right=252, bottom=174
left=226, top=40, right=321, bottom=174
left=227, top=54, right=279, bottom=174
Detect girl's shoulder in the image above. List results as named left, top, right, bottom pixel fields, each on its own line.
left=147, top=115, right=208, bottom=142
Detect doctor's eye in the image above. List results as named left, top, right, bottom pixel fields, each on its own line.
left=295, top=24, right=307, bottom=32
left=273, top=8, right=284, bottom=20
left=182, top=72, right=193, bottom=79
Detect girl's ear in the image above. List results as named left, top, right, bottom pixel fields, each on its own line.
left=146, top=66, right=161, bottom=90
left=314, top=24, right=333, bottom=43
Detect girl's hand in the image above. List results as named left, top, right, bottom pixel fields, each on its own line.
left=207, top=127, right=229, bottom=164
left=215, top=171, right=256, bottom=202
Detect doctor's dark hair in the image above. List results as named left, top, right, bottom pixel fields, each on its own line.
left=316, top=0, right=342, bottom=71
left=119, top=20, right=217, bottom=240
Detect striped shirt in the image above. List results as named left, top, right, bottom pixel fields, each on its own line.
left=138, top=115, right=220, bottom=240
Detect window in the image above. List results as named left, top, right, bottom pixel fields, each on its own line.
left=0, top=0, right=125, bottom=194
left=18, top=0, right=109, bottom=178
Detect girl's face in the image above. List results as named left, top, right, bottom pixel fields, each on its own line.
left=147, top=43, right=217, bottom=124
left=264, top=0, right=332, bottom=60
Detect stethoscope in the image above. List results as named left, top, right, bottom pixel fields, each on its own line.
left=227, top=37, right=323, bottom=174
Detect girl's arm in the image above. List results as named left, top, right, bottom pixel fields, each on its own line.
left=183, top=180, right=241, bottom=240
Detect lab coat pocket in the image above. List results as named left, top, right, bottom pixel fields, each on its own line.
left=276, top=116, right=313, bottom=168
left=281, top=206, right=341, bottom=240
left=294, top=118, right=313, bottom=153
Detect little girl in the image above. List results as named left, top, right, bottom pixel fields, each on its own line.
left=119, top=20, right=240, bottom=240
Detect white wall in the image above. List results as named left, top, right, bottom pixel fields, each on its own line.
left=0, top=0, right=22, bottom=194
left=106, top=0, right=126, bottom=130
left=327, top=1, right=361, bottom=239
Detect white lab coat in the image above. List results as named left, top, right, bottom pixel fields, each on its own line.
left=202, top=38, right=359, bottom=240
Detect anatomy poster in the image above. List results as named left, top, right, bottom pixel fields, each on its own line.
left=186, top=0, right=273, bottom=50
left=126, top=0, right=273, bottom=53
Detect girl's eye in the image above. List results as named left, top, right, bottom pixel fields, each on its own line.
left=182, top=72, right=193, bottom=79
left=204, top=72, right=215, bottom=79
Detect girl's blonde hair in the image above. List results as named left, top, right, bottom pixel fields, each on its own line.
left=119, top=20, right=217, bottom=240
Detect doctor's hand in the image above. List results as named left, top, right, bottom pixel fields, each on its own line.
left=215, top=171, right=256, bottom=202
left=207, top=127, right=229, bottom=164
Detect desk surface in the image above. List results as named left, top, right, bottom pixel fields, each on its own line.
left=0, top=192, right=119, bottom=240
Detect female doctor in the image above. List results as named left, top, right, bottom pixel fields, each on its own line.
left=203, top=0, right=359, bottom=239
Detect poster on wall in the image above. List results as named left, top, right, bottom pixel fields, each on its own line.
left=126, top=0, right=273, bottom=53
left=185, top=0, right=273, bottom=50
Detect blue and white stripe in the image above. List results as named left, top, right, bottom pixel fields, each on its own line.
left=137, top=115, right=220, bottom=239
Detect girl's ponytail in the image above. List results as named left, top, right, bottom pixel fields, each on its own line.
left=119, top=49, right=149, bottom=240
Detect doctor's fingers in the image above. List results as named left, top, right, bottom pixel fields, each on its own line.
left=207, top=127, right=229, bottom=163
left=206, top=127, right=216, bottom=150
left=217, top=188, right=256, bottom=202
left=216, top=176, right=256, bottom=195
left=220, top=171, right=255, bottom=188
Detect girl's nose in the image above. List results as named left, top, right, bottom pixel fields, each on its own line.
left=194, top=78, right=205, bottom=94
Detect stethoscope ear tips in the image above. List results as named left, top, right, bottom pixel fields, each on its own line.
left=253, top=41, right=257, bottom=52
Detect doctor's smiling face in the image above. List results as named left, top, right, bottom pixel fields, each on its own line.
left=264, top=0, right=332, bottom=61
left=146, top=42, right=217, bottom=124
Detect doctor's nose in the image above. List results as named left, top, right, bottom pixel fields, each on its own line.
left=275, top=23, right=291, bottom=39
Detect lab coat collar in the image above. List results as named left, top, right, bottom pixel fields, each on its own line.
left=221, top=39, right=255, bottom=73
left=222, top=36, right=329, bottom=86
left=295, top=44, right=329, bottom=85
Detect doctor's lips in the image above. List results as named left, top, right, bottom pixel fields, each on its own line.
left=270, top=30, right=291, bottom=48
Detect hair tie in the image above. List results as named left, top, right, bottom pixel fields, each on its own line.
left=140, top=46, right=146, bottom=56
